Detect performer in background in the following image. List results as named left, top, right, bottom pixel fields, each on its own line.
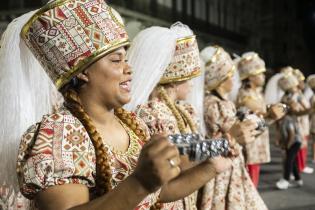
left=126, top=23, right=232, bottom=210
left=307, top=75, right=315, bottom=163
left=276, top=71, right=304, bottom=189
left=291, top=69, right=313, bottom=174
left=236, top=52, right=285, bottom=187
left=199, top=45, right=268, bottom=210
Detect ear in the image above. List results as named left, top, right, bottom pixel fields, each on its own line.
left=77, top=71, right=89, bottom=82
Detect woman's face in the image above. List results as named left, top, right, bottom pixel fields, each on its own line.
left=249, top=73, right=265, bottom=87
left=84, top=47, right=132, bottom=109
left=220, top=75, right=234, bottom=94
left=288, top=86, right=299, bottom=93
left=298, top=80, right=305, bottom=90
left=175, top=80, right=192, bottom=100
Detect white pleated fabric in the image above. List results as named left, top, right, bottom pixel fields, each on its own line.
left=264, top=73, right=284, bottom=104
left=0, top=11, right=62, bottom=191
left=125, top=22, right=193, bottom=111
left=187, top=59, right=206, bottom=136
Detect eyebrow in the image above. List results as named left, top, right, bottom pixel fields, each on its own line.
left=109, top=51, right=126, bottom=57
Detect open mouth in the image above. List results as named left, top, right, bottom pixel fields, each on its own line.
left=119, top=79, right=131, bottom=92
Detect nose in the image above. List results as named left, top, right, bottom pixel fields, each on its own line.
left=124, top=63, right=133, bottom=75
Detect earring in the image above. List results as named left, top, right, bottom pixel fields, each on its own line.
left=70, top=77, right=79, bottom=87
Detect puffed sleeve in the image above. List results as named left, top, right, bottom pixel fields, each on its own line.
left=16, top=110, right=96, bottom=199
left=136, top=100, right=180, bottom=135
left=135, top=103, right=161, bottom=136
left=177, top=101, right=198, bottom=121
left=204, top=96, right=221, bottom=134
left=204, top=95, right=237, bottom=135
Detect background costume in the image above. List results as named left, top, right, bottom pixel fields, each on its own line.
left=275, top=69, right=303, bottom=189
left=307, top=75, right=315, bottom=162
left=127, top=22, right=202, bottom=210
left=292, top=69, right=312, bottom=173
left=199, top=46, right=268, bottom=210
left=236, top=52, right=270, bottom=187
left=1, top=0, right=162, bottom=209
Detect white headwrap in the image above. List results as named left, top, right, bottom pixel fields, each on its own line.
left=125, top=22, right=193, bottom=111
left=264, top=73, right=285, bottom=104
left=0, top=11, right=62, bottom=191
left=229, top=56, right=242, bottom=102
left=125, top=22, right=205, bottom=135
left=187, top=59, right=206, bottom=136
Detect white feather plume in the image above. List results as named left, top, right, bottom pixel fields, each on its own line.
left=124, top=26, right=177, bottom=111
left=0, top=11, right=61, bottom=191
left=264, top=73, right=284, bottom=104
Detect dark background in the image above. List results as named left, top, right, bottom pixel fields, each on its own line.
left=1, top=0, right=314, bottom=76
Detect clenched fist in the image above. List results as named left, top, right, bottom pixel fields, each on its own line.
left=267, top=103, right=287, bottom=120
left=133, top=134, right=181, bottom=193
left=229, top=119, right=260, bottom=145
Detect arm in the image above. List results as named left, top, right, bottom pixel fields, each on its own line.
left=159, top=157, right=231, bottom=202
left=136, top=102, right=231, bottom=203
left=288, top=97, right=313, bottom=116
left=36, top=175, right=149, bottom=210
left=27, top=136, right=181, bottom=210
left=291, top=108, right=313, bottom=116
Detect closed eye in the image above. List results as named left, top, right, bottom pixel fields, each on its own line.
left=111, top=59, right=122, bottom=63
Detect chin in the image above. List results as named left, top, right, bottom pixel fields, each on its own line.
left=178, top=95, right=188, bottom=101
left=118, top=96, right=131, bottom=107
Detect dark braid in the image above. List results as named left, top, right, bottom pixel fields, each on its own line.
left=114, top=107, right=148, bottom=143
left=62, top=88, right=112, bottom=195
left=62, top=88, right=151, bottom=196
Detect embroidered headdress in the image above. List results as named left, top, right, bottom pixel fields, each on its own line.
left=293, top=69, right=305, bottom=81
left=237, top=52, right=266, bottom=80
left=280, top=66, right=294, bottom=74
left=0, top=0, right=128, bottom=197
left=278, top=70, right=299, bottom=91
left=22, top=0, right=129, bottom=89
left=200, top=46, right=235, bottom=91
left=125, top=22, right=201, bottom=111
left=159, top=32, right=201, bottom=84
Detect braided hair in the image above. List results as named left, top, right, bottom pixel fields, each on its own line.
left=61, top=80, right=148, bottom=195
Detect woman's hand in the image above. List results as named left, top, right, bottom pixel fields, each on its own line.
left=267, top=103, right=287, bottom=120
left=229, top=119, right=260, bottom=145
left=133, top=134, right=181, bottom=193
left=206, top=156, right=232, bottom=174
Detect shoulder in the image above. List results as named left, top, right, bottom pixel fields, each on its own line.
left=31, top=109, right=90, bottom=153
left=176, top=101, right=196, bottom=116
left=135, top=99, right=178, bottom=135
left=204, top=94, right=220, bottom=105
left=239, top=88, right=255, bottom=100
left=238, top=87, right=250, bottom=96
left=136, top=99, right=171, bottom=120
left=17, top=108, right=96, bottom=199
left=205, top=95, right=235, bottom=111
left=19, top=109, right=89, bottom=153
